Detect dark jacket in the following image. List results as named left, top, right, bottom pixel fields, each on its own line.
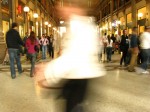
left=120, top=35, right=129, bottom=51
left=6, top=29, right=24, bottom=49
left=130, top=34, right=138, bottom=48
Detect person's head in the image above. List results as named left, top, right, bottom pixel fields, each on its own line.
left=29, top=31, right=36, bottom=44
left=145, top=26, right=150, bottom=33
left=107, top=35, right=110, bottom=39
left=132, top=27, right=138, bottom=34
left=25, top=32, right=28, bottom=36
left=12, top=22, right=18, bottom=29
left=111, top=34, right=114, bottom=37
left=30, top=31, right=35, bottom=37
left=42, top=34, right=45, bottom=38
left=123, top=29, right=127, bottom=35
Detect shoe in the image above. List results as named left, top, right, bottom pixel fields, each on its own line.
left=128, top=69, right=135, bottom=72
left=141, top=71, right=149, bottom=74
left=11, top=75, right=16, bottom=79
left=19, top=70, right=24, bottom=75
left=30, top=75, right=34, bottom=77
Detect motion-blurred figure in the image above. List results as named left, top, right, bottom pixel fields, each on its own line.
left=35, top=3, right=105, bottom=112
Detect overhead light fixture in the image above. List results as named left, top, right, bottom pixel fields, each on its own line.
left=60, top=21, right=64, bottom=24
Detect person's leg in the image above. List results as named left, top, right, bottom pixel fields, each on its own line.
left=42, top=46, right=45, bottom=59
left=108, top=47, right=112, bottom=61
left=52, top=47, right=54, bottom=59
left=43, top=45, right=47, bottom=59
left=30, top=53, right=36, bottom=77
left=106, top=47, right=109, bottom=61
left=63, top=79, right=88, bottom=112
left=140, top=49, right=149, bottom=70
left=8, top=49, right=16, bottom=78
left=128, top=52, right=138, bottom=71
left=123, top=50, right=128, bottom=65
left=15, top=49, right=23, bottom=74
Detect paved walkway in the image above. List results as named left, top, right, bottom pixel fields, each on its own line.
left=1, top=53, right=150, bottom=112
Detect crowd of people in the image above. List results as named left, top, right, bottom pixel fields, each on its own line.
left=99, top=26, right=150, bottom=74
left=4, top=21, right=150, bottom=112
left=5, top=22, right=55, bottom=79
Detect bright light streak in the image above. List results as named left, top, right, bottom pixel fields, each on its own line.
left=43, top=15, right=105, bottom=85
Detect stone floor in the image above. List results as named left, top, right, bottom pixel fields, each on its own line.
left=0, top=53, right=150, bottom=112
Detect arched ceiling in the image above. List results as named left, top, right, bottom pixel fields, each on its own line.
left=53, top=0, right=102, bottom=21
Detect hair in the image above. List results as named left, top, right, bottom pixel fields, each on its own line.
left=123, top=29, right=126, bottom=34
left=12, top=22, right=18, bottom=28
left=111, top=34, right=114, bottom=37
left=29, top=31, right=36, bottom=45
left=107, top=35, right=111, bottom=44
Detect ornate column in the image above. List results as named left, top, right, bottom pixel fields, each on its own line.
left=0, top=1, right=7, bottom=63
left=0, top=1, right=4, bottom=42
left=146, top=0, right=150, bottom=26
left=110, top=0, right=113, bottom=34
left=131, top=0, right=137, bottom=27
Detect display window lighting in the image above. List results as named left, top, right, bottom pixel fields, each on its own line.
left=138, top=13, right=143, bottom=18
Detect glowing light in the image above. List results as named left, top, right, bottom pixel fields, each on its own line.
left=33, top=13, right=38, bottom=18
left=23, top=6, right=29, bottom=12
left=48, top=24, right=51, bottom=27
left=45, top=21, right=48, bottom=25
left=60, top=21, right=64, bottom=24
left=138, top=13, right=143, bottom=18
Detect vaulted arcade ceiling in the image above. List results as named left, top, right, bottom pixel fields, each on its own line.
left=53, top=0, right=102, bottom=21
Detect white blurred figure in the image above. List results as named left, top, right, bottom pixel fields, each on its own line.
left=35, top=6, right=105, bottom=112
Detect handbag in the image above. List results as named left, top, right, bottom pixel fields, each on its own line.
left=34, top=45, right=39, bottom=53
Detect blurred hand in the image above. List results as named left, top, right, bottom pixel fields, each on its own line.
left=34, top=62, right=49, bottom=87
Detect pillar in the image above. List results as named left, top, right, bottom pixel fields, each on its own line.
left=0, top=1, right=7, bottom=63
left=131, top=0, right=137, bottom=27
left=146, top=0, right=150, bottom=26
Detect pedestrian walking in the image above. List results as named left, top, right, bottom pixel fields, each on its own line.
left=6, top=22, right=24, bottom=79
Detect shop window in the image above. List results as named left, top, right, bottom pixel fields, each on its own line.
left=127, top=13, right=132, bottom=23
left=128, top=29, right=132, bottom=34
left=2, top=21, right=9, bottom=41
left=139, top=26, right=144, bottom=33
left=138, top=7, right=146, bottom=20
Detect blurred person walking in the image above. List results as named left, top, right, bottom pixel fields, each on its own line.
left=128, top=27, right=139, bottom=72
left=138, top=26, right=150, bottom=74
left=25, top=31, right=39, bottom=77
left=35, top=4, right=105, bottom=112
left=6, top=22, right=24, bottom=79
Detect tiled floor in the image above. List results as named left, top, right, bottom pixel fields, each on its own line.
left=1, top=53, right=150, bottom=112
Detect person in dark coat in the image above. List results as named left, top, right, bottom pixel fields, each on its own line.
left=119, top=29, right=129, bottom=66
left=6, top=22, right=24, bottom=79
